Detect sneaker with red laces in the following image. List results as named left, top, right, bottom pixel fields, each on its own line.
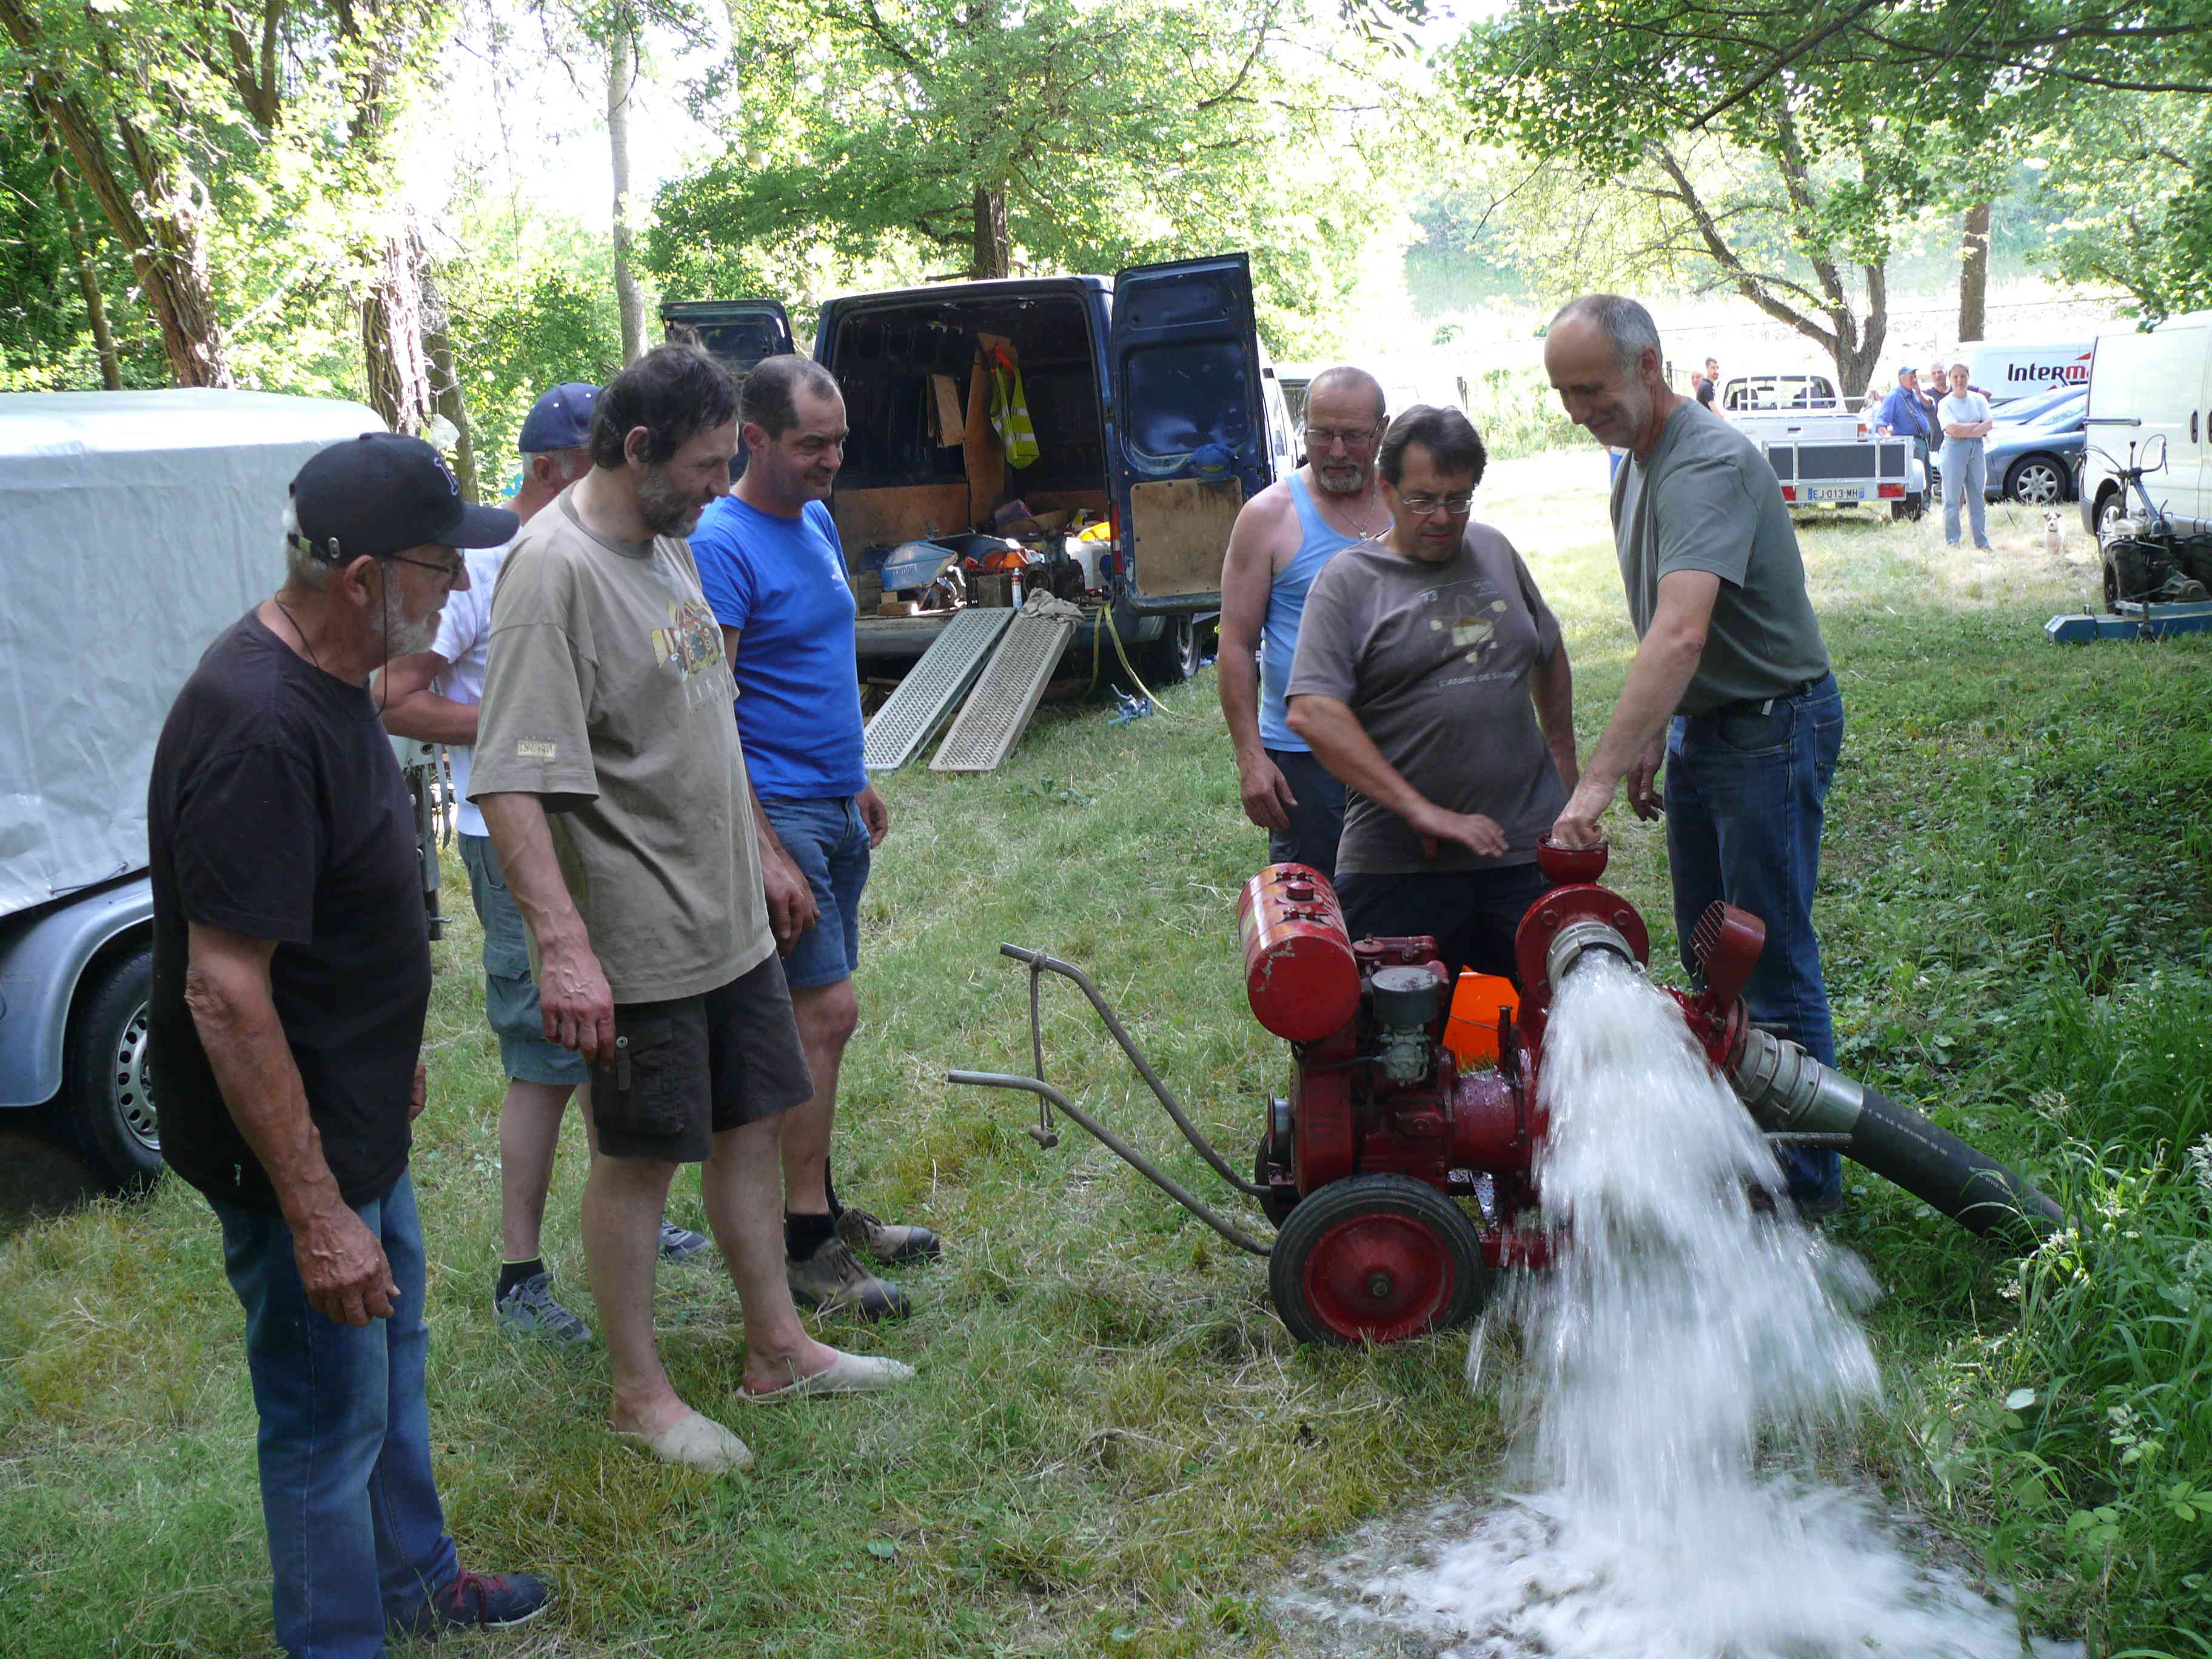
left=392, top=1569, right=554, bottom=1637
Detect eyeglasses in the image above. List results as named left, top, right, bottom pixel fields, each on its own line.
left=383, top=551, right=465, bottom=583
left=1397, top=492, right=1475, bottom=517
left=1305, top=426, right=1378, bottom=450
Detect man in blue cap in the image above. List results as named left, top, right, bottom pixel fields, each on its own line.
left=149, top=432, right=554, bottom=1653
left=381, top=386, right=711, bottom=1345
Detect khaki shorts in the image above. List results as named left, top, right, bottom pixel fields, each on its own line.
left=586, top=953, right=813, bottom=1163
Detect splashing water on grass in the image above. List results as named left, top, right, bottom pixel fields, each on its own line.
left=1278, top=954, right=2032, bottom=1658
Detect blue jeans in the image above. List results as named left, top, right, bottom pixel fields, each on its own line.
left=1941, top=437, right=1989, bottom=546
left=1263, top=748, right=1347, bottom=881
left=212, top=1171, right=457, bottom=1657
left=1666, top=675, right=1846, bottom=1202
left=760, top=795, right=871, bottom=992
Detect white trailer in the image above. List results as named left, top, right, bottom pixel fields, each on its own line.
left=0, top=390, right=381, bottom=1188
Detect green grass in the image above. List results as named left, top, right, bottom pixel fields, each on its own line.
left=3, top=456, right=2208, bottom=1656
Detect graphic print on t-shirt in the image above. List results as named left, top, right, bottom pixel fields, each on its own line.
left=1419, top=577, right=1518, bottom=687
left=652, top=595, right=728, bottom=702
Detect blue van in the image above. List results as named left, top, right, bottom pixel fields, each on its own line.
left=662, top=253, right=1296, bottom=685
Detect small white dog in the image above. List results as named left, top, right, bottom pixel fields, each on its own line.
left=2044, top=510, right=2065, bottom=558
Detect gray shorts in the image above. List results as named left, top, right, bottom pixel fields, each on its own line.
left=586, top=953, right=814, bottom=1164
left=458, top=833, right=588, bottom=1088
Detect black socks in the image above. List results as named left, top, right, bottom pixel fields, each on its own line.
left=785, top=1212, right=836, bottom=1259
left=495, top=1258, right=544, bottom=1300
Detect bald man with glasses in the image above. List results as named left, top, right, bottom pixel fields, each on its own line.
left=1218, top=365, right=1392, bottom=880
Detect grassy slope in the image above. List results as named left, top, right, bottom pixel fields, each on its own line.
left=2, top=454, right=2207, bottom=1657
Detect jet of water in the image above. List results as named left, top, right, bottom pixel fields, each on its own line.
left=1279, top=954, right=2029, bottom=1658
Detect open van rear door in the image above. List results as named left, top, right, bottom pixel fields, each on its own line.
left=661, top=299, right=794, bottom=478
left=1108, top=254, right=1273, bottom=610
left=661, top=298, right=794, bottom=375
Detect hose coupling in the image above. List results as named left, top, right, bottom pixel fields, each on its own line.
left=1544, top=916, right=1636, bottom=993
left=1728, top=1025, right=1866, bottom=1137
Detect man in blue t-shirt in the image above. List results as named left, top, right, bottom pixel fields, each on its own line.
left=689, top=355, right=938, bottom=1322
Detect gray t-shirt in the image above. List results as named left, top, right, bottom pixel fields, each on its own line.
left=469, top=490, right=773, bottom=1003
left=1612, top=402, right=1829, bottom=716
left=1285, top=525, right=1569, bottom=876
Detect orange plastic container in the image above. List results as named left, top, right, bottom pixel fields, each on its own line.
left=1444, top=970, right=1521, bottom=1068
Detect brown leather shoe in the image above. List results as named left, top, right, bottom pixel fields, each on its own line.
left=836, top=1205, right=943, bottom=1264
left=787, top=1235, right=909, bottom=1319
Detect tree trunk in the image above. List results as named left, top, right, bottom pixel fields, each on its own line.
left=361, top=220, right=436, bottom=437
left=608, top=19, right=646, bottom=364
left=421, top=266, right=478, bottom=500
left=973, top=184, right=1010, bottom=278
left=36, top=111, right=121, bottom=389
left=0, top=7, right=230, bottom=386
left=1958, top=200, right=1991, bottom=343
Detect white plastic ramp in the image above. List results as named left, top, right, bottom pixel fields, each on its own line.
left=930, top=598, right=1083, bottom=774
left=862, top=608, right=1014, bottom=771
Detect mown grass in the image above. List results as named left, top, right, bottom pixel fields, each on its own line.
left=2, top=454, right=2207, bottom=1657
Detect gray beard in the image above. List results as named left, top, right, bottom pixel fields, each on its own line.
left=1315, top=464, right=1368, bottom=496
left=635, top=463, right=700, bottom=538
left=381, top=585, right=439, bottom=657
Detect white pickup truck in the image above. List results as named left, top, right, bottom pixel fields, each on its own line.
left=1718, top=374, right=1927, bottom=521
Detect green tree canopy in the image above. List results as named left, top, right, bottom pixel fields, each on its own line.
left=648, top=0, right=1401, bottom=350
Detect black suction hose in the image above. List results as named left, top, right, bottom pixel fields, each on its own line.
left=1728, top=1025, right=2063, bottom=1248
left=1842, top=1084, right=2064, bottom=1243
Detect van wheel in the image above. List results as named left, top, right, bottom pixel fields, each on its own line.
left=1139, top=615, right=1203, bottom=688
left=50, top=947, right=163, bottom=1196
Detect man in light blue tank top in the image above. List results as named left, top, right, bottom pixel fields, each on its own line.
left=1218, top=367, right=1392, bottom=879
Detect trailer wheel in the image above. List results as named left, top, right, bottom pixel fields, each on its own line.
left=50, top=947, right=163, bottom=1196
left=1269, top=1173, right=1487, bottom=1345
left=1890, top=494, right=1924, bottom=522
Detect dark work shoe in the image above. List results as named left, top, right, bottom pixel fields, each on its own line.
left=495, top=1272, right=594, bottom=1346
left=393, top=1568, right=553, bottom=1637
left=836, top=1205, right=943, bottom=1264
left=788, top=1235, right=910, bottom=1320
left=658, top=1218, right=711, bottom=1263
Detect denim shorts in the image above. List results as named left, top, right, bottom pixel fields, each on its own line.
left=760, top=795, right=871, bottom=993
left=586, top=953, right=814, bottom=1163
left=458, top=833, right=588, bottom=1087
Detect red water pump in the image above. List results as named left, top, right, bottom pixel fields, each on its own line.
left=951, top=842, right=2060, bottom=1348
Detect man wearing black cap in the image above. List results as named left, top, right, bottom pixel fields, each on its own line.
left=380, top=385, right=711, bottom=1347
left=148, top=432, right=553, bottom=1655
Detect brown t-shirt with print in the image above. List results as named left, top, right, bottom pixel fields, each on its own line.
left=1286, top=523, right=1569, bottom=876
left=470, top=489, right=771, bottom=1002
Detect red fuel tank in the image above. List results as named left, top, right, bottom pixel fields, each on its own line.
left=1237, top=863, right=1361, bottom=1042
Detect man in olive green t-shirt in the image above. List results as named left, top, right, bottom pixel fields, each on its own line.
left=473, top=346, right=911, bottom=1475
left=1542, top=294, right=1846, bottom=1211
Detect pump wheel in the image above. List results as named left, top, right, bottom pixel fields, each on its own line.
left=1269, top=1174, right=1487, bottom=1346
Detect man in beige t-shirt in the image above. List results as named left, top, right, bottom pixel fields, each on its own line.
left=474, top=346, right=911, bottom=1475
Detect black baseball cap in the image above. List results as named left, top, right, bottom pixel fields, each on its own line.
left=290, top=432, right=518, bottom=564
